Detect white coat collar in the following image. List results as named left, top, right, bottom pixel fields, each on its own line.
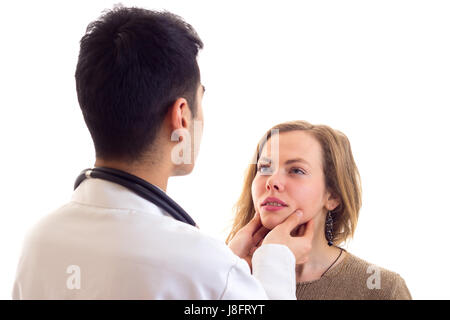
left=71, top=177, right=169, bottom=217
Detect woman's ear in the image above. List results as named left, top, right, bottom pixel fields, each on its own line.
left=325, top=191, right=340, bottom=212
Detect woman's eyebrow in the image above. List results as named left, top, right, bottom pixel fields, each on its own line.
left=285, top=158, right=310, bottom=166
left=258, top=157, right=310, bottom=166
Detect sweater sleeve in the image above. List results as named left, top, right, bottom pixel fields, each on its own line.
left=390, top=274, right=412, bottom=300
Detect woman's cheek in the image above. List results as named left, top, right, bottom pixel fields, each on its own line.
left=251, top=177, right=261, bottom=203
left=292, top=186, right=323, bottom=222
left=251, top=176, right=266, bottom=210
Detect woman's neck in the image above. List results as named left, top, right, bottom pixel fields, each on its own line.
left=295, top=224, right=346, bottom=283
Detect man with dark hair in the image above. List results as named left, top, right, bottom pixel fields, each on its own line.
left=75, top=6, right=204, bottom=166
left=12, top=6, right=311, bottom=299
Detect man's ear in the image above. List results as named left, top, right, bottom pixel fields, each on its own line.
left=169, top=97, right=190, bottom=131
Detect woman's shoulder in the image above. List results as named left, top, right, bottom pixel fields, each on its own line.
left=344, top=252, right=401, bottom=278
left=339, top=251, right=412, bottom=299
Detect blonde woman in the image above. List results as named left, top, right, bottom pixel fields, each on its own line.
left=227, top=120, right=412, bottom=300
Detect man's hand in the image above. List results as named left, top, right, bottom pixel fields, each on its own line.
left=263, top=210, right=314, bottom=264
left=228, top=212, right=270, bottom=269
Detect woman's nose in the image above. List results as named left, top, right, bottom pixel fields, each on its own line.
left=265, top=172, right=284, bottom=192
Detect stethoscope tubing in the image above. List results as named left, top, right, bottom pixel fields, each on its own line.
left=74, top=167, right=196, bottom=227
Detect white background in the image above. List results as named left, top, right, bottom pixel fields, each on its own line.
left=1, top=0, right=449, bottom=299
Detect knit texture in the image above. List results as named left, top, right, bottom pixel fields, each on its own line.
left=296, top=250, right=412, bottom=300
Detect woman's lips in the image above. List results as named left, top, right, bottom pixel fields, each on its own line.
left=261, top=205, right=288, bottom=212
left=261, top=197, right=288, bottom=211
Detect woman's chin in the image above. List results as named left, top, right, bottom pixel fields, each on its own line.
left=260, top=215, right=284, bottom=230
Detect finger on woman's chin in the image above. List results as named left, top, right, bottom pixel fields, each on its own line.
left=245, top=211, right=262, bottom=233
left=252, top=211, right=263, bottom=225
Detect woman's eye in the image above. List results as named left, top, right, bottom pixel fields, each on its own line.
left=257, top=164, right=272, bottom=174
left=291, top=167, right=306, bottom=175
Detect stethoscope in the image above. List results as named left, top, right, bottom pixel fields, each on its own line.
left=74, top=167, right=197, bottom=227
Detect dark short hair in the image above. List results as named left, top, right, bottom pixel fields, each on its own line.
left=75, top=6, right=203, bottom=162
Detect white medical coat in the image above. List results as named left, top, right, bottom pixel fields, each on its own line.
left=12, top=178, right=296, bottom=299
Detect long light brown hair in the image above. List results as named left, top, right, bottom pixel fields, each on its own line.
left=226, top=120, right=362, bottom=246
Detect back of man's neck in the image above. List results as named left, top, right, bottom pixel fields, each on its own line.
left=94, top=158, right=170, bottom=192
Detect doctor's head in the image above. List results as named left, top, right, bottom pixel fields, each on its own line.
left=75, top=6, right=204, bottom=177
left=227, top=120, right=362, bottom=247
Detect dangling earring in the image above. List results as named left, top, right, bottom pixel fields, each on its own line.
left=325, top=211, right=334, bottom=246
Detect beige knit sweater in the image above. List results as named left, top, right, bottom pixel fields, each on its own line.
left=296, top=250, right=412, bottom=300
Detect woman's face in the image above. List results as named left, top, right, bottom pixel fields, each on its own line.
left=252, top=131, right=337, bottom=230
